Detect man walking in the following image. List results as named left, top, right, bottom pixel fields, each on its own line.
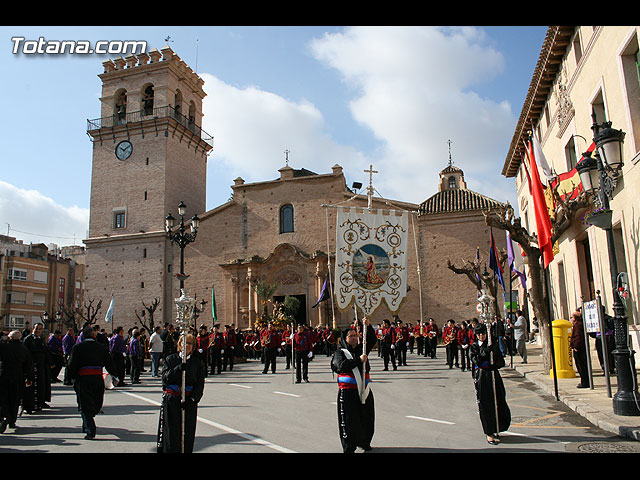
left=149, top=326, right=164, bottom=377
left=513, top=310, right=528, bottom=364
left=67, top=326, right=119, bottom=439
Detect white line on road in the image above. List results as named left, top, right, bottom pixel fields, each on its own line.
left=406, top=415, right=456, bottom=425
left=229, top=383, right=252, bottom=389
left=273, top=391, right=301, bottom=398
left=119, top=390, right=296, bottom=453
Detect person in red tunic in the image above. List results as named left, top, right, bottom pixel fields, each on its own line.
left=223, top=325, right=237, bottom=372
left=261, top=323, right=282, bottom=374
left=196, top=325, right=210, bottom=376
left=208, top=325, right=225, bottom=375
left=293, top=324, right=313, bottom=383
left=425, top=318, right=439, bottom=359
left=443, top=320, right=459, bottom=369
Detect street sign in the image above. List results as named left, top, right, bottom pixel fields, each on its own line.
left=583, top=300, right=600, bottom=334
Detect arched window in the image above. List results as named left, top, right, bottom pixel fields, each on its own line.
left=142, top=84, right=154, bottom=116
left=114, top=89, right=127, bottom=124
left=280, top=204, right=294, bottom=233
left=448, top=176, right=456, bottom=189
left=174, top=89, right=183, bottom=118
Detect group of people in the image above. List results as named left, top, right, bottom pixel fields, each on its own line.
left=1, top=312, right=519, bottom=453
left=369, top=312, right=530, bottom=374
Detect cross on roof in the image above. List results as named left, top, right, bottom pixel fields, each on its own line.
left=364, top=164, right=378, bottom=208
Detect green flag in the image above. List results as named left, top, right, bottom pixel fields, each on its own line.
left=211, top=286, right=217, bottom=323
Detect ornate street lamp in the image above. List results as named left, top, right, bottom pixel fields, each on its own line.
left=576, top=113, right=639, bottom=416
left=165, top=202, right=200, bottom=290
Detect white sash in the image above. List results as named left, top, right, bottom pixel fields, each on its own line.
left=341, top=348, right=371, bottom=403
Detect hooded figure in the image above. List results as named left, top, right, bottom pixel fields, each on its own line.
left=470, top=323, right=511, bottom=445
left=331, top=318, right=377, bottom=453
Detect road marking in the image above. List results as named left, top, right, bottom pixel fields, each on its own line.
left=406, top=415, right=455, bottom=425
left=119, top=390, right=296, bottom=453
left=229, top=383, right=252, bottom=389
left=273, top=391, right=301, bottom=398
left=501, top=431, right=569, bottom=444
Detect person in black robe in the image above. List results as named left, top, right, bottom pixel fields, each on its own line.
left=21, top=323, right=52, bottom=413
left=157, top=333, right=206, bottom=453
left=470, top=322, right=511, bottom=445
left=66, top=326, right=119, bottom=439
left=0, top=331, right=34, bottom=431
left=331, top=317, right=377, bottom=453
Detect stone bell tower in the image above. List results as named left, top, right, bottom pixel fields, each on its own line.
left=84, top=46, right=213, bottom=327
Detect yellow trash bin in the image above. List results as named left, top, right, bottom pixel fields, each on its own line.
left=550, top=319, right=576, bottom=379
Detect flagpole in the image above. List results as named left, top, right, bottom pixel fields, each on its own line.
left=291, top=322, right=295, bottom=385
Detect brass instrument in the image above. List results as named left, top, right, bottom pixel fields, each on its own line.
left=443, top=327, right=456, bottom=346
left=419, top=320, right=424, bottom=337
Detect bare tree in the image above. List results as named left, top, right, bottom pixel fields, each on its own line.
left=134, top=298, right=161, bottom=332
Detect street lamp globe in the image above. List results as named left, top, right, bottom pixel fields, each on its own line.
left=575, top=151, right=599, bottom=195
left=594, top=121, right=625, bottom=171
left=165, top=213, right=175, bottom=232
left=190, top=214, right=200, bottom=233
left=178, top=201, right=187, bottom=217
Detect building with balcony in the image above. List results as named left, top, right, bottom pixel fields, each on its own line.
left=502, top=26, right=640, bottom=356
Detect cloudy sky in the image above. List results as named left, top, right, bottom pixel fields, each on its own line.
left=0, top=26, right=547, bottom=247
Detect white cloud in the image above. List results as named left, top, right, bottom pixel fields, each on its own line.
left=0, top=181, right=89, bottom=247
left=200, top=73, right=367, bottom=184
left=198, top=26, right=519, bottom=212
left=309, top=26, right=517, bottom=206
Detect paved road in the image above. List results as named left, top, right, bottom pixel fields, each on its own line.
left=2, top=349, right=638, bottom=453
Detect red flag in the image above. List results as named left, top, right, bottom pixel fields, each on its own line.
left=526, top=138, right=554, bottom=269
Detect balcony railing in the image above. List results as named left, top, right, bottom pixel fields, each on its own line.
left=87, top=105, right=214, bottom=149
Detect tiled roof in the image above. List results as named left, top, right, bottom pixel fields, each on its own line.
left=418, top=188, right=504, bottom=215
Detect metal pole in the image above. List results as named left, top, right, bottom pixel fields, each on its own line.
left=591, top=125, right=640, bottom=415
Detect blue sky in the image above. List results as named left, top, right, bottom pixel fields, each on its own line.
left=0, top=26, right=548, bottom=247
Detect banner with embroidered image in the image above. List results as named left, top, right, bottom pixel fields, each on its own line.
left=335, top=207, right=408, bottom=315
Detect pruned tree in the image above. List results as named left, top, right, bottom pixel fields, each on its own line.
left=67, top=298, right=103, bottom=330
left=135, top=298, right=161, bottom=332
left=446, top=247, right=509, bottom=322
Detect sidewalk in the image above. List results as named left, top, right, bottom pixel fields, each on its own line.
left=507, top=342, right=640, bottom=441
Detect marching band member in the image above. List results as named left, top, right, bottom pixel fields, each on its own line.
left=457, top=321, right=471, bottom=372
left=394, top=318, right=409, bottom=366
left=223, top=325, right=237, bottom=372
left=425, top=318, right=439, bottom=359
left=208, top=325, right=225, bottom=375
left=413, top=322, right=424, bottom=356
left=380, top=319, right=397, bottom=371
left=282, top=324, right=293, bottom=369
left=261, top=323, right=281, bottom=374
left=196, top=325, right=210, bottom=376
left=443, top=320, right=459, bottom=369
left=322, top=325, right=337, bottom=357
left=331, top=316, right=377, bottom=453
left=293, top=324, right=313, bottom=383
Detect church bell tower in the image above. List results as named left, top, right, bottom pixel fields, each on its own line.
left=84, top=46, right=213, bottom=326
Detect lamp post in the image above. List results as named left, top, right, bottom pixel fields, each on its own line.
left=165, top=201, right=200, bottom=452
left=165, top=201, right=200, bottom=291
left=576, top=113, right=639, bottom=416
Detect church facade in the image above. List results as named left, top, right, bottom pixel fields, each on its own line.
left=84, top=47, right=506, bottom=332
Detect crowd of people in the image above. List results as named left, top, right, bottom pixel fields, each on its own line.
left=0, top=313, right=531, bottom=451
